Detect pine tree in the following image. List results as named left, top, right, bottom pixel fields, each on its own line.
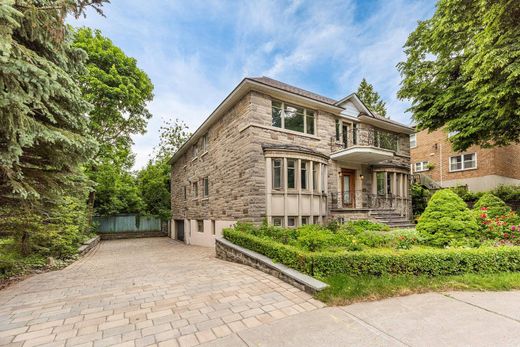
left=356, top=78, right=388, bottom=118
left=0, top=0, right=106, bottom=254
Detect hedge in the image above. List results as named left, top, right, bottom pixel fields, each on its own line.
left=223, top=228, right=520, bottom=277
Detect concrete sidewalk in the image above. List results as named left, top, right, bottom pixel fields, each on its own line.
left=201, top=291, right=520, bottom=347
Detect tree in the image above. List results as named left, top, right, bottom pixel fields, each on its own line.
left=137, top=119, right=191, bottom=219
left=72, top=27, right=154, bottom=217
left=397, top=0, right=520, bottom=152
left=0, top=0, right=107, bottom=254
left=356, top=78, right=387, bottom=117
left=154, top=118, right=191, bottom=160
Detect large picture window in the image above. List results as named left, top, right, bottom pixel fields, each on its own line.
left=271, top=100, right=316, bottom=135
left=450, top=153, right=476, bottom=172
left=376, top=172, right=385, bottom=195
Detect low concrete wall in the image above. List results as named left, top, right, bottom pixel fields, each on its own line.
left=216, top=238, right=328, bottom=294
left=78, top=236, right=100, bottom=256
left=99, top=231, right=167, bottom=240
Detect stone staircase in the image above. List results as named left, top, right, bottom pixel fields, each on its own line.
left=369, top=209, right=416, bottom=229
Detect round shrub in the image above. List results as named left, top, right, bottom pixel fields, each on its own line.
left=416, top=189, right=478, bottom=247
left=473, top=192, right=511, bottom=218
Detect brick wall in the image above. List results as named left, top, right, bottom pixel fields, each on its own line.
left=411, top=128, right=520, bottom=189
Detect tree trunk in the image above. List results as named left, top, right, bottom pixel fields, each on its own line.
left=87, top=190, right=96, bottom=226
left=20, top=230, right=30, bottom=256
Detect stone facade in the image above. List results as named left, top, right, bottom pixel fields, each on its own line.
left=170, top=78, right=413, bottom=246
left=411, top=128, right=520, bottom=192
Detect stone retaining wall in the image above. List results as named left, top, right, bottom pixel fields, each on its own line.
left=216, top=238, right=328, bottom=294
left=78, top=236, right=100, bottom=256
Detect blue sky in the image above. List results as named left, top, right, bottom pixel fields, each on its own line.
left=71, top=0, right=436, bottom=169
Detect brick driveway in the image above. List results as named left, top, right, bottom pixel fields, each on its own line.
left=0, top=238, right=323, bottom=347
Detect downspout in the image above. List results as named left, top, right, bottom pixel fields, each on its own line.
left=439, top=142, right=443, bottom=187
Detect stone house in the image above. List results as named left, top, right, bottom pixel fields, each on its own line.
left=410, top=128, right=520, bottom=192
left=169, top=77, right=414, bottom=247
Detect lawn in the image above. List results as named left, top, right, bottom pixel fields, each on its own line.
left=316, top=272, right=520, bottom=305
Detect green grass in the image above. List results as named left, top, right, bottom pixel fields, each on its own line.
left=316, top=272, right=520, bottom=305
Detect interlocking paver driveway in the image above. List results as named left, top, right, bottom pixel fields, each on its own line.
left=0, top=238, right=324, bottom=347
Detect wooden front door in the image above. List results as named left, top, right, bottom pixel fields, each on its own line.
left=341, top=169, right=356, bottom=207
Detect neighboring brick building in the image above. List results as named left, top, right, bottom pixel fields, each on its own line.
left=410, top=128, right=520, bottom=192
left=170, top=77, right=414, bottom=247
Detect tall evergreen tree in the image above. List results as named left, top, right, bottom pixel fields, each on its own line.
left=356, top=78, right=388, bottom=117
left=0, top=0, right=106, bottom=205
left=397, top=0, right=520, bottom=151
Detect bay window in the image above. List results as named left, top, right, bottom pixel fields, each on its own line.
left=287, top=159, right=296, bottom=189
left=301, top=161, right=308, bottom=190
left=272, top=159, right=283, bottom=190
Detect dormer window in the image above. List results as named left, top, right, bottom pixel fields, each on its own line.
left=272, top=100, right=316, bottom=135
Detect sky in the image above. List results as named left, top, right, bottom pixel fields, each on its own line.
left=70, top=0, right=436, bottom=170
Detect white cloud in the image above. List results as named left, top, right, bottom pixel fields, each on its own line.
left=70, top=0, right=434, bottom=169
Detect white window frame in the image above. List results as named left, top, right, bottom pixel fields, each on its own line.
left=272, top=158, right=283, bottom=190
left=414, top=161, right=429, bottom=172
left=271, top=100, right=316, bottom=135
left=449, top=153, right=477, bottom=172
left=410, top=133, right=417, bottom=148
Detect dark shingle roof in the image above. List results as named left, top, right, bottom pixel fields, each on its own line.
left=248, top=76, right=338, bottom=106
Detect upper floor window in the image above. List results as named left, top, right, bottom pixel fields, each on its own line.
left=448, top=130, right=459, bottom=138
left=375, top=130, right=399, bottom=152
left=202, top=134, right=208, bottom=153
left=414, top=161, right=429, bottom=172
left=193, top=144, right=198, bottom=159
left=183, top=186, right=187, bottom=200
left=450, top=153, right=476, bottom=172
left=272, top=100, right=316, bottom=135
left=410, top=134, right=417, bottom=148
left=203, top=177, right=209, bottom=197
left=335, top=119, right=340, bottom=141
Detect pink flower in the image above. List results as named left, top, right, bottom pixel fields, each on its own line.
left=480, top=207, right=488, bottom=211
left=512, top=225, right=516, bottom=231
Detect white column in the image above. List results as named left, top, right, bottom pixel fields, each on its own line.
left=392, top=172, right=397, bottom=196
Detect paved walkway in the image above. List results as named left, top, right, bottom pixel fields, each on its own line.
left=0, top=238, right=323, bottom=347
left=203, top=291, right=520, bottom=347
left=2, top=238, right=520, bottom=347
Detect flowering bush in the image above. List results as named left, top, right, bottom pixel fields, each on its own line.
left=477, top=209, right=520, bottom=245
left=473, top=193, right=511, bottom=218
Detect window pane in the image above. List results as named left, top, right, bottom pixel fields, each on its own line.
left=377, top=172, right=385, bottom=195
left=335, top=119, right=340, bottom=141
left=410, top=134, right=416, bottom=147
left=287, top=217, right=296, bottom=227
left=273, top=159, right=282, bottom=189
left=306, top=111, right=315, bottom=134
left=272, top=101, right=282, bottom=128
left=313, top=162, right=318, bottom=191
left=287, top=159, right=296, bottom=189
left=197, top=220, right=204, bottom=233
left=204, top=177, right=209, bottom=197
left=301, top=161, right=307, bottom=190
left=272, top=217, right=283, bottom=227
left=313, top=216, right=319, bottom=224
left=301, top=217, right=309, bottom=225
left=463, top=154, right=475, bottom=168
left=284, top=105, right=304, bottom=133
left=451, top=156, right=462, bottom=171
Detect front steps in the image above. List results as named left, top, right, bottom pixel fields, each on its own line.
left=368, top=210, right=416, bottom=228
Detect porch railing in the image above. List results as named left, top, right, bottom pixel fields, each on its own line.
left=329, top=191, right=410, bottom=216
left=334, top=128, right=399, bottom=152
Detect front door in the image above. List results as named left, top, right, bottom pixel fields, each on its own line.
left=341, top=169, right=356, bottom=207
left=175, top=220, right=184, bottom=242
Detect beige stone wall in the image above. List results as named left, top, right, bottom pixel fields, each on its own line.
left=171, top=89, right=412, bottom=233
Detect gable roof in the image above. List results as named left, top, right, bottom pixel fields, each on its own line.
left=248, top=77, right=338, bottom=106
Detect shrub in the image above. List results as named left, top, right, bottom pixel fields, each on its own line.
left=223, top=228, right=520, bottom=277
left=474, top=193, right=511, bottom=219
left=416, top=189, right=478, bottom=247
left=340, top=220, right=390, bottom=234
left=449, top=185, right=480, bottom=202
left=490, top=184, right=520, bottom=202
left=411, top=183, right=431, bottom=217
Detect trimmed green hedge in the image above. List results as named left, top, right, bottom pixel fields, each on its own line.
left=223, top=228, right=520, bottom=277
